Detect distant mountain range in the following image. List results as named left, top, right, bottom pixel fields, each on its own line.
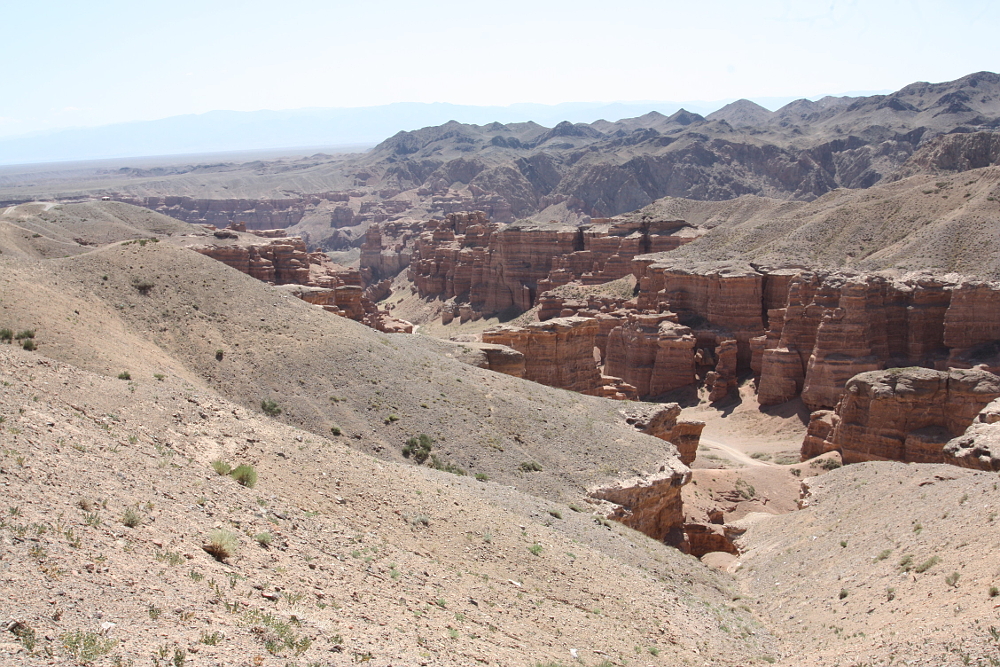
left=0, top=95, right=886, bottom=166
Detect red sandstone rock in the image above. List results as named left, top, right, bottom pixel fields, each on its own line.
left=482, top=316, right=602, bottom=394
left=944, top=398, right=1000, bottom=471
left=801, top=368, right=1000, bottom=465
left=604, top=313, right=696, bottom=398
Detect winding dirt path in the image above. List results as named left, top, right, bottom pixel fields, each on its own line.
left=699, top=437, right=774, bottom=467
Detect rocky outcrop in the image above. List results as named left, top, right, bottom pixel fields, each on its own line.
left=800, top=368, right=1000, bottom=464
left=943, top=398, right=1000, bottom=471
left=620, top=403, right=705, bottom=466
left=192, top=231, right=411, bottom=332
left=604, top=313, right=697, bottom=398
left=589, top=459, right=692, bottom=551
left=361, top=212, right=701, bottom=316
left=482, top=317, right=602, bottom=394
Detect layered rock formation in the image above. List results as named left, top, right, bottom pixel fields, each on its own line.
left=191, top=229, right=412, bottom=333
left=360, top=211, right=702, bottom=316
left=800, top=368, right=1000, bottom=464
left=619, top=403, right=705, bottom=466
left=589, top=460, right=692, bottom=551
left=943, top=398, right=1000, bottom=471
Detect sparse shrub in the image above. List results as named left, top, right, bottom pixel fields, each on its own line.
left=474, top=472, right=489, bottom=482
left=409, top=514, right=430, bottom=527
left=117, top=371, right=131, bottom=380
left=735, top=478, right=757, bottom=500
left=887, top=587, right=896, bottom=601
left=945, top=571, right=960, bottom=587
left=914, top=555, right=941, bottom=573
left=153, top=373, right=165, bottom=381
left=838, top=589, right=848, bottom=599
left=230, top=464, right=257, bottom=488
left=839, top=540, right=847, bottom=548
left=528, top=543, right=543, bottom=556
left=21, top=339, right=36, bottom=351
left=429, top=455, right=466, bottom=476
left=790, top=468, right=801, bottom=477
left=549, top=510, right=562, bottom=520
left=568, top=504, right=583, bottom=512
left=211, top=459, right=231, bottom=476
left=62, top=629, right=117, bottom=664
left=519, top=461, right=543, bottom=473
left=203, top=529, right=238, bottom=561
left=260, top=399, right=281, bottom=416
left=122, top=506, right=142, bottom=528
left=148, top=605, right=162, bottom=619
left=199, top=631, right=222, bottom=646
left=132, top=278, right=155, bottom=294
left=14, top=330, right=35, bottom=340
left=0, top=328, right=12, bottom=343
left=330, top=426, right=342, bottom=436
left=989, top=585, right=999, bottom=598
left=749, top=452, right=770, bottom=460
left=874, top=549, right=892, bottom=562
left=403, top=434, right=433, bottom=463
left=215, top=349, right=224, bottom=361
left=255, top=532, right=273, bottom=547
left=384, top=414, right=399, bottom=424
left=899, top=554, right=914, bottom=572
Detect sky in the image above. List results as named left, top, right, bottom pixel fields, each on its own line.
left=1, top=0, right=997, bottom=139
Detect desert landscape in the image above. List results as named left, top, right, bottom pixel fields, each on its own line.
left=4, top=70, right=1000, bottom=667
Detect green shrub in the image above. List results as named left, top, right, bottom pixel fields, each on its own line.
left=117, top=371, right=131, bottom=380
left=519, top=461, right=543, bottom=473
left=153, top=373, right=165, bottom=381
left=474, top=472, right=489, bottom=482
left=528, top=543, right=543, bottom=556
left=261, top=399, right=281, bottom=416
left=330, top=426, right=342, bottom=436
left=14, top=330, right=35, bottom=340
left=62, top=629, right=117, bottom=664
left=211, top=459, right=231, bottom=476
left=945, top=571, right=960, bottom=587
left=989, top=585, right=999, bottom=598
left=132, top=278, right=155, bottom=294
left=230, top=464, right=257, bottom=488
left=0, top=328, right=12, bottom=343
left=429, top=455, right=466, bottom=476
left=914, top=555, right=941, bottom=573
left=403, top=434, right=433, bottom=463
left=255, top=532, right=273, bottom=547
left=204, top=529, right=238, bottom=561
left=874, top=549, right=892, bottom=562
left=22, top=339, right=36, bottom=351
left=122, top=506, right=142, bottom=528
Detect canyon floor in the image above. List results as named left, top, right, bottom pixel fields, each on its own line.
left=3, top=202, right=1000, bottom=667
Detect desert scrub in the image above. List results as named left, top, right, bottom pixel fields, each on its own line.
left=914, top=555, right=941, bottom=573
left=260, top=399, right=281, bottom=416
left=474, top=472, right=489, bottom=482
left=241, top=608, right=311, bottom=656
left=117, top=371, right=131, bottom=380
left=528, top=543, right=543, bottom=556
left=0, top=328, right=12, bottom=343
left=203, top=529, right=238, bottom=561
left=214, top=349, right=224, bottom=361
left=230, top=464, right=257, bottom=488
left=131, top=278, right=155, bottom=294
left=121, top=506, right=142, bottom=528
left=62, top=629, right=117, bottom=664
left=402, top=433, right=433, bottom=463
left=519, top=460, right=543, bottom=472
left=255, top=532, right=273, bottom=547
left=429, top=455, right=466, bottom=476
left=330, top=425, right=342, bottom=436
left=21, top=338, right=36, bottom=351
left=211, top=459, right=231, bottom=476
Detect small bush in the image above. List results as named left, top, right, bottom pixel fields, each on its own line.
left=475, top=472, right=489, bottom=482
left=330, top=426, right=342, bottom=436
left=528, top=543, right=543, bottom=556
left=989, top=585, right=999, bottom=597
left=261, top=399, right=281, bottom=416
left=519, top=461, right=543, bottom=473
left=62, top=629, right=117, bottom=664
left=153, top=373, right=165, bottom=381
left=14, top=330, right=35, bottom=340
left=0, top=328, right=12, bottom=343
left=255, top=532, right=273, bottom=547
left=403, top=434, right=433, bottom=464
left=790, top=468, right=801, bottom=477
left=211, top=459, right=232, bottom=476
left=548, top=510, right=562, bottom=520
left=384, top=414, right=399, bottom=424
left=132, top=278, right=155, bottom=294
left=122, top=506, right=142, bottom=528
left=887, top=587, right=896, bottom=601
left=204, top=529, right=238, bottom=561
left=945, top=571, right=960, bottom=587
left=899, top=554, right=914, bottom=572
left=813, top=458, right=842, bottom=470
left=838, top=589, right=848, bottom=599
left=22, top=339, right=36, bottom=351
left=215, top=349, right=224, bottom=361
left=429, top=455, right=466, bottom=476
left=914, top=556, right=941, bottom=573
left=230, top=464, right=257, bottom=488
left=117, top=371, right=131, bottom=380
left=874, top=549, right=892, bottom=562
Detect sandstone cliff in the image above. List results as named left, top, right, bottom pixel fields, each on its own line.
left=800, top=368, right=1000, bottom=464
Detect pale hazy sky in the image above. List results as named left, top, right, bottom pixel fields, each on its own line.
left=2, top=0, right=997, bottom=138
